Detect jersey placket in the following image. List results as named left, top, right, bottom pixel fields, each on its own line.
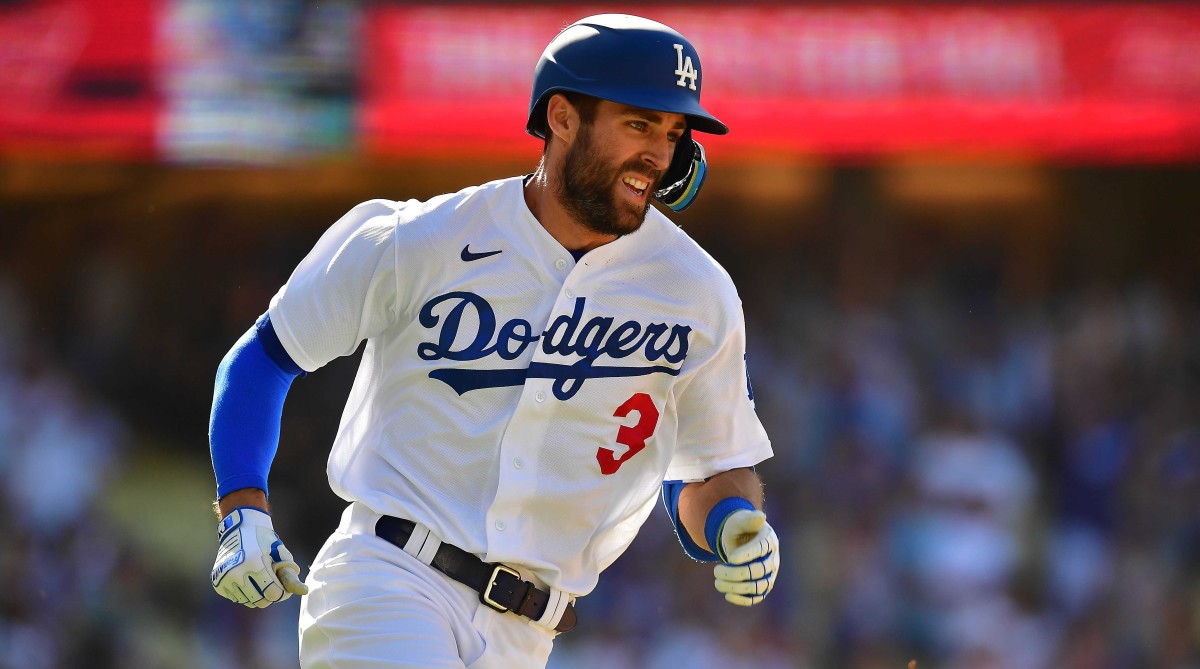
left=483, top=249, right=584, bottom=562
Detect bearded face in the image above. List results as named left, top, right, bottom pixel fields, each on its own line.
left=556, top=121, right=662, bottom=238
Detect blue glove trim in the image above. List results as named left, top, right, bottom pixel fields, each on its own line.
left=222, top=505, right=270, bottom=526
left=705, top=496, right=757, bottom=564
left=661, top=481, right=718, bottom=562
left=269, top=540, right=285, bottom=563
left=210, top=315, right=302, bottom=498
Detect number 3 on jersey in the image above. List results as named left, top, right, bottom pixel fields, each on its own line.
left=597, top=393, right=660, bottom=475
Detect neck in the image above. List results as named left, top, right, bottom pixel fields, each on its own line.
left=524, top=157, right=618, bottom=253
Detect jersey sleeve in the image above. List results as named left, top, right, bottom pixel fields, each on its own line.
left=267, top=199, right=409, bottom=372
left=664, top=295, right=772, bottom=482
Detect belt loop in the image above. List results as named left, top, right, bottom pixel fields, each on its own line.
left=402, top=522, right=442, bottom=566
left=533, top=588, right=570, bottom=631
left=369, top=513, right=579, bottom=633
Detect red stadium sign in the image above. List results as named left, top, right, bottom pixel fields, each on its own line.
left=360, top=4, right=1200, bottom=163
left=0, top=0, right=161, bottom=159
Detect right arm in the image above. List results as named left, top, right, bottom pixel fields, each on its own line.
left=207, top=199, right=407, bottom=608
left=209, top=312, right=304, bottom=509
left=210, top=199, right=403, bottom=501
left=208, top=313, right=308, bottom=607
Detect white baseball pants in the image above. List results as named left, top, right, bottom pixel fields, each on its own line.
left=298, top=503, right=557, bottom=668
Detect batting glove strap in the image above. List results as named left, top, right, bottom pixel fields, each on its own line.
left=712, top=509, right=780, bottom=607
left=704, top=497, right=757, bottom=564
left=211, top=506, right=308, bottom=609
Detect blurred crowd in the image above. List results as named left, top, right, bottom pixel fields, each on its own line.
left=550, top=206, right=1200, bottom=668
left=0, top=275, right=130, bottom=668
left=1, top=167, right=1198, bottom=668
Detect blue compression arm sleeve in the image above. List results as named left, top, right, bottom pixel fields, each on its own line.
left=662, top=481, right=719, bottom=562
left=209, top=313, right=303, bottom=498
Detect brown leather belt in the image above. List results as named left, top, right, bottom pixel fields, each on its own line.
left=374, top=516, right=578, bottom=633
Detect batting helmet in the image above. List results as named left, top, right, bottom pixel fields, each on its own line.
left=526, top=14, right=728, bottom=140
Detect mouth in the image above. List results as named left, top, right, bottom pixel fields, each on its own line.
left=620, top=175, right=652, bottom=200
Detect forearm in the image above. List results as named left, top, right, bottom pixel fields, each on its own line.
left=677, top=467, right=764, bottom=553
left=215, top=487, right=269, bottom=519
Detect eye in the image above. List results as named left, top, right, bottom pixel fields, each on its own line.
left=668, top=132, right=683, bottom=143
left=628, top=121, right=647, bottom=132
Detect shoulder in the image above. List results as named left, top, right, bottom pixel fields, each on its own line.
left=643, top=209, right=742, bottom=305
left=384, top=176, right=524, bottom=238
left=611, top=210, right=746, bottom=348
left=321, top=177, right=521, bottom=256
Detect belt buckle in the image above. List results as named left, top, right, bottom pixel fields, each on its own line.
left=481, top=564, right=522, bottom=612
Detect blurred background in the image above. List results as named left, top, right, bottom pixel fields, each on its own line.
left=1, top=1, right=1199, bottom=667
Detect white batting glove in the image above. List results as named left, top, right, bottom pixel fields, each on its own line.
left=713, top=509, right=779, bottom=606
left=211, top=507, right=309, bottom=608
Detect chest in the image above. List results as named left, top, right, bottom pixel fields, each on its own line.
left=406, top=258, right=702, bottom=401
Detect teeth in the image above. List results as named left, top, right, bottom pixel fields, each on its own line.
left=622, top=177, right=649, bottom=191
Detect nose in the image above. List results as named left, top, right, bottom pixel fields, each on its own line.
left=642, top=134, right=674, bottom=174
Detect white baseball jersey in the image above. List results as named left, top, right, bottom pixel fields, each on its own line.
left=269, top=176, right=772, bottom=595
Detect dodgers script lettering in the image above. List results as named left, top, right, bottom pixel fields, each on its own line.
left=417, top=292, right=691, bottom=400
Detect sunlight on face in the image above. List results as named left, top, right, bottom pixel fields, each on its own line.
left=557, top=121, right=652, bottom=237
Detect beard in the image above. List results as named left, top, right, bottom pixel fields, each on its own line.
left=557, top=124, right=660, bottom=238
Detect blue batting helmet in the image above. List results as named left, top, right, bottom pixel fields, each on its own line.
left=526, top=14, right=728, bottom=140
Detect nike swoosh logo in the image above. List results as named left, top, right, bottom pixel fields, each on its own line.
left=461, top=245, right=503, bottom=262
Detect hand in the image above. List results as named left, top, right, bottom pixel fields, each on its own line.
left=211, top=507, right=309, bottom=608
left=713, top=509, right=779, bottom=606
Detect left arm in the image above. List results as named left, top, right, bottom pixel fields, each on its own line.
left=661, top=279, right=777, bottom=604
left=677, top=467, right=763, bottom=554
left=665, top=467, right=780, bottom=606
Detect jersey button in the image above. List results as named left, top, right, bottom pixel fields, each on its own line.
left=535, top=391, right=545, bottom=402
left=495, top=520, right=506, bottom=531
left=555, top=258, right=568, bottom=270
left=513, top=457, right=524, bottom=469
left=564, top=288, right=574, bottom=299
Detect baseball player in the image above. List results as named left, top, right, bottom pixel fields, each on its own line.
left=208, top=14, right=779, bottom=669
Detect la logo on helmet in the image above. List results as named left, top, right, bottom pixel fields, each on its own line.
left=673, top=44, right=698, bottom=90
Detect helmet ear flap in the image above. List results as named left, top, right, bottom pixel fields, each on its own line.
left=660, top=128, right=696, bottom=186
left=529, top=98, right=550, bottom=140
left=654, top=129, right=708, bottom=212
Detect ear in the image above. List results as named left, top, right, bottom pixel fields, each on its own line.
left=545, top=93, right=580, bottom=144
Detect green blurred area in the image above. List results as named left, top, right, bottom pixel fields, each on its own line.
left=104, top=446, right=216, bottom=572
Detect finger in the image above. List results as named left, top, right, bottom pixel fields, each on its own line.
left=232, top=582, right=264, bottom=607
left=714, top=577, right=770, bottom=596
left=251, top=596, right=273, bottom=608
left=277, top=564, right=310, bottom=596
left=219, top=587, right=250, bottom=606
left=724, top=592, right=765, bottom=607
left=725, top=509, right=765, bottom=533
left=723, top=510, right=765, bottom=544
left=714, top=563, right=747, bottom=582
left=246, top=573, right=285, bottom=605
left=714, top=559, right=770, bottom=582
left=724, top=532, right=771, bottom=565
